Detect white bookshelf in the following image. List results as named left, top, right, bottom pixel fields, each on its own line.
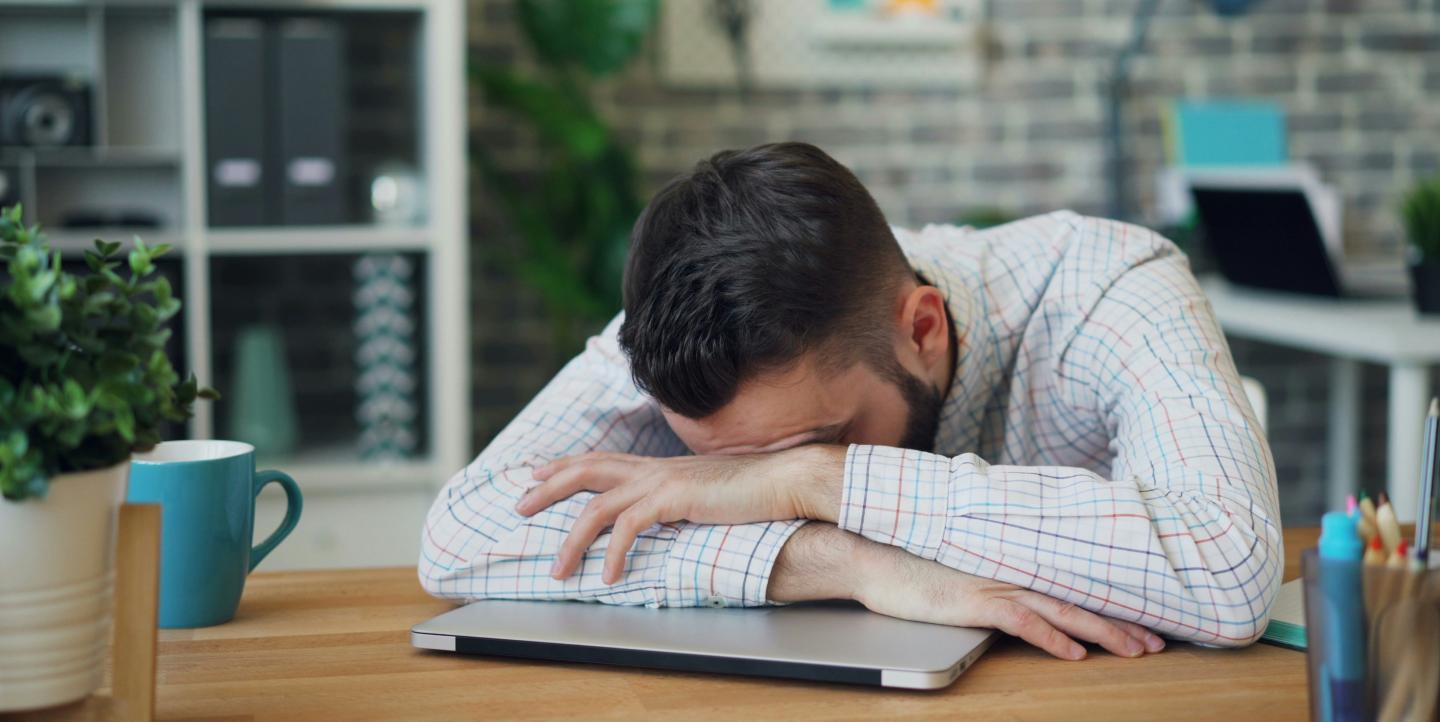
left=207, top=226, right=432, bottom=254
left=0, top=0, right=469, bottom=569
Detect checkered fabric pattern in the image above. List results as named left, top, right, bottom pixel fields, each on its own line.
left=420, top=211, right=1281, bottom=645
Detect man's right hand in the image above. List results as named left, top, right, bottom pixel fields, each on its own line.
left=767, top=523, right=1166, bottom=661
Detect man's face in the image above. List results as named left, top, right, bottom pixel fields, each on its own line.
left=662, top=352, right=945, bottom=456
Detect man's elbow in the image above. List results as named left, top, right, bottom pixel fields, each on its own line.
left=1163, top=594, right=1274, bottom=648
left=1201, top=608, right=1269, bottom=648
left=416, top=508, right=488, bottom=602
left=417, top=461, right=521, bottom=601
left=417, top=535, right=464, bottom=601
left=417, top=569, right=463, bottom=602
left=1187, top=545, right=1283, bottom=648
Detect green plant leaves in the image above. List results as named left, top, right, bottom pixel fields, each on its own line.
left=24, top=304, right=61, bottom=332
left=472, top=2, right=655, bottom=357
left=516, top=0, right=660, bottom=76
left=475, top=69, right=610, bottom=160
left=0, top=205, right=217, bottom=501
left=0, top=426, right=47, bottom=500
left=1403, top=174, right=1440, bottom=259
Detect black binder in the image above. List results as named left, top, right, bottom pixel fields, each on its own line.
left=204, top=18, right=269, bottom=227
left=272, top=18, right=348, bottom=226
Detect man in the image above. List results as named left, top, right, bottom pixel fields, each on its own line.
left=421, top=142, right=1281, bottom=660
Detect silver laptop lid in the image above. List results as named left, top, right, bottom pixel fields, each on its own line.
left=412, top=600, right=995, bottom=689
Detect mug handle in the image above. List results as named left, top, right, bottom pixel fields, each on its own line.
left=250, top=470, right=303, bottom=572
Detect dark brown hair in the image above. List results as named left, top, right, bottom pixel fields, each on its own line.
left=619, top=142, right=911, bottom=418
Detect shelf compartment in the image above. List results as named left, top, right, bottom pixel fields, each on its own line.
left=45, top=228, right=185, bottom=256
left=200, top=0, right=435, bottom=11
left=0, top=6, right=96, bottom=77
left=207, top=225, right=428, bottom=254
left=201, top=8, right=423, bottom=228
left=209, top=252, right=432, bottom=471
left=0, top=146, right=180, bottom=167
left=34, top=163, right=182, bottom=231
left=103, top=6, right=181, bottom=151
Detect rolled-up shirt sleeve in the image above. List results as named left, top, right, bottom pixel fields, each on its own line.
left=420, top=315, right=806, bottom=608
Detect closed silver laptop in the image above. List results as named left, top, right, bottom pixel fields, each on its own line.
left=411, top=600, right=996, bottom=689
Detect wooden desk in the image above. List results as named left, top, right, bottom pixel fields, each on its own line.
left=42, top=528, right=1319, bottom=722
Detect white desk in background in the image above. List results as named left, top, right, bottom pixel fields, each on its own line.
left=1201, top=278, right=1440, bottom=521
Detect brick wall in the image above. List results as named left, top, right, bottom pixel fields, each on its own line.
left=466, top=0, right=1440, bottom=524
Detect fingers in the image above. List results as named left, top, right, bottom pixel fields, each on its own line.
left=526, top=452, right=668, bottom=584
left=1109, top=617, right=1166, bottom=653
left=1076, top=611, right=1164, bottom=654
left=986, top=598, right=1087, bottom=661
left=1013, top=593, right=1165, bottom=657
left=517, top=457, right=630, bottom=516
left=533, top=451, right=630, bottom=480
left=602, top=502, right=662, bottom=584
left=550, top=486, right=643, bottom=579
left=1016, top=593, right=1152, bottom=658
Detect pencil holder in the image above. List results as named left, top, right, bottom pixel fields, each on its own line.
left=1303, top=550, right=1369, bottom=722
left=1302, top=548, right=1440, bottom=722
left=1363, top=560, right=1440, bottom=722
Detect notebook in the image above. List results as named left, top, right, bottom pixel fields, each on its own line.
left=1260, top=578, right=1306, bottom=651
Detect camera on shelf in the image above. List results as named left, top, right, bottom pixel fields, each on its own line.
left=0, top=74, right=92, bottom=148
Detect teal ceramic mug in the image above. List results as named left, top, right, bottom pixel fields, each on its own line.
left=127, top=440, right=302, bottom=628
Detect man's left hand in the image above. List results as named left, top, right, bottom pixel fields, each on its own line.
left=515, top=446, right=844, bottom=584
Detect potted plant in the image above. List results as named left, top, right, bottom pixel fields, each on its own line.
left=1402, top=174, right=1440, bottom=315
left=0, top=205, right=215, bottom=712
left=471, top=0, right=659, bottom=357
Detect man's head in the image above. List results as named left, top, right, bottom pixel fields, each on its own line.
left=619, top=142, right=953, bottom=455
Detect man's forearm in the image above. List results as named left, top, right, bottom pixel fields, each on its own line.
left=765, top=522, right=859, bottom=602
left=762, top=446, right=857, bottom=603
left=764, top=519, right=1164, bottom=660
left=785, top=444, right=845, bottom=524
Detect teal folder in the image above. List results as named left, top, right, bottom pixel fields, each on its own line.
left=1170, top=100, right=1288, bottom=167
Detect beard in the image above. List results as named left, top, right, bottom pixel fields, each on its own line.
left=890, top=365, right=945, bottom=453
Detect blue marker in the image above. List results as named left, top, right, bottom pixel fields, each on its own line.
left=1318, top=511, right=1366, bottom=722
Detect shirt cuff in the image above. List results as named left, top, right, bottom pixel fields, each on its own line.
left=838, top=444, right=951, bottom=561
left=661, top=519, right=808, bottom=608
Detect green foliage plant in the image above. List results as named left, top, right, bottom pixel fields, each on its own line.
left=472, top=0, right=660, bottom=353
left=1402, top=174, right=1440, bottom=260
left=1, top=205, right=216, bottom=501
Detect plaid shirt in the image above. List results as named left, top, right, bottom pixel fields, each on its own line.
left=420, top=211, right=1282, bottom=646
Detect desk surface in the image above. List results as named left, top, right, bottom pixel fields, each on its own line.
left=1200, top=277, right=1440, bottom=363
left=43, top=528, right=1318, bottom=722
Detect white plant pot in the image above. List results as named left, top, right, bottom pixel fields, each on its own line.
left=0, top=461, right=129, bottom=712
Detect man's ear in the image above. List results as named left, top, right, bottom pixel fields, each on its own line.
left=897, top=285, right=950, bottom=372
